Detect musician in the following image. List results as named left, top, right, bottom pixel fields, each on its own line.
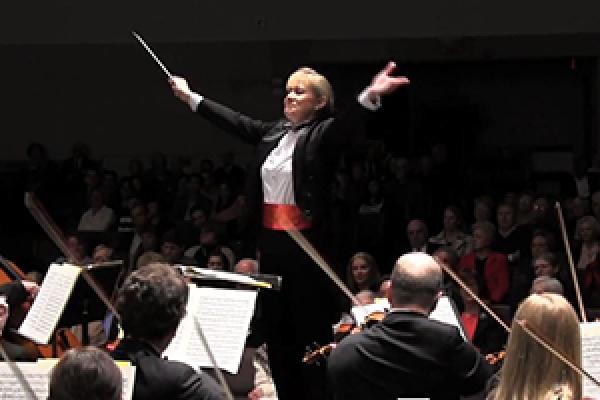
left=111, top=263, right=223, bottom=400
left=327, top=252, right=493, bottom=400
left=487, top=293, right=582, bottom=399
left=48, top=346, right=122, bottom=400
left=170, top=62, right=409, bottom=399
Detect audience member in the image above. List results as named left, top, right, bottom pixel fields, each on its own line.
left=406, top=219, right=430, bottom=253
left=429, top=206, right=472, bottom=257
left=530, top=276, right=564, bottom=295
left=458, top=221, right=509, bottom=303
left=78, top=189, right=116, bottom=232
left=346, top=252, right=381, bottom=294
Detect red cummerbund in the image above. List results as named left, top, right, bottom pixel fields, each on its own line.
left=263, top=203, right=312, bottom=230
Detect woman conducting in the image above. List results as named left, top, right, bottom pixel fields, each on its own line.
left=170, top=62, right=409, bottom=399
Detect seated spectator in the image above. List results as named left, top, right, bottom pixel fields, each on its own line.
left=458, top=221, right=509, bottom=303
left=574, top=215, right=600, bottom=271
left=429, top=206, right=472, bottom=257
left=48, top=346, right=121, bottom=400
left=346, top=252, right=381, bottom=294
left=57, top=233, right=92, bottom=265
left=473, top=195, right=495, bottom=226
left=234, top=259, right=259, bottom=275
left=515, top=191, right=535, bottom=226
left=530, top=276, right=564, bottom=296
left=493, top=202, right=531, bottom=264
left=185, top=221, right=235, bottom=269
left=458, top=269, right=507, bottom=355
left=77, top=189, right=116, bottom=232
left=161, top=230, right=197, bottom=266
left=111, top=263, right=223, bottom=399
left=92, top=244, right=114, bottom=264
left=406, top=219, right=430, bottom=253
left=534, top=252, right=577, bottom=310
left=432, top=246, right=463, bottom=310
left=206, top=249, right=230, bottom=271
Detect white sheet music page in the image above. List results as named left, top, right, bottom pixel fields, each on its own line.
left=0, top=362, right=52, bottom=398
left=581, top=321, right=600, bottom=398
left=163, top=286, right=257, bottom=374
left=18, top=263, right=81, bottom=344
left=429, top=296, right=467, bottom=341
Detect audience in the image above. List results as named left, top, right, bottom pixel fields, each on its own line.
left=429, top=206, right=472, bottom=257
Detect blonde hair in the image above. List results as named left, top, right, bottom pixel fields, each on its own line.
left=286, top=67, right=334, bottom=114
left=492, top=294, right=581, bottom=400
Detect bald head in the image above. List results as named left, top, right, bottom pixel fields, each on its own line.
left=235, top=258, right=259, bottom=275
left=391, top=253, right=442, bottom=312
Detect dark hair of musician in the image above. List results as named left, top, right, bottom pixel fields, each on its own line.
left=48, top=346, right=121, bottom=400
left=116, top=263, right=188, bottom=340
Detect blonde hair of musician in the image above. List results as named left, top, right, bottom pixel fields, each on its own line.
left=491, top=293, right=581, bottom=400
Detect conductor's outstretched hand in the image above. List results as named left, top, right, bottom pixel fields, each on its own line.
left=367, top=61, right=410, bottom=97
left=169, top=76, right=192, bottom=103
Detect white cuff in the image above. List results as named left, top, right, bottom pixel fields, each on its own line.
left=188, top=92, right=204, bottom=112
left=357, top=88, right=381, bottom=111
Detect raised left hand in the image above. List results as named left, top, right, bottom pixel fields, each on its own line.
left=368, top=61, right=410, bottom=97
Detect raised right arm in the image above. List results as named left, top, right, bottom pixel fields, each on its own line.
left=170, top=76, right=274, bottom=145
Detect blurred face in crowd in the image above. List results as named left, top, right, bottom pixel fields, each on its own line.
left=66, top=236, right=86, bottom=264
left=572, top=197, right=589, bottom=219
left=200, top=230, right=217, bottom=247
left=533, top=197, right=550, bottom=217
left=472, top=228, right=491, bottom=251
left=497, top=205, right=515, bottom=231
left=531, top=235, right=549, bottom=259
left=407, top=220, right=427, bottom=250
left=90, top=190, right=104, bottom=211
left=161, top=242, right=183, bottom=264
left=142, top=231, right=158, bottom=251
left=474, top=202, right=491, bottom=223
left=351, top=256, right=371, bottom=287
left=207, top=255, right=225, bottom=271
left=379, top=279, right=391, bottom=299
left=534, top=258, right=558, bottom=278
left=93, top=246, right=113, bottom=263
left=147, top=201, right=160, bottom=218
left=580, top=220, right=597, bottom=243
left=191, top=209, right=208, bottom=229
left=235, top=260, right=258, bottom=275
left=518, top=193, right=534, bottom=214
left=131, top=205, right=147, bottom=231
left=443, top=209, right=459, bottom=232
left=592, top=192, right=600, bottom=218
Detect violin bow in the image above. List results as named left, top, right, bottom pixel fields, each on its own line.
left=284, top=228, right=360, bottom=306
left=555, top=202, right=587, bottom=322
left=439, top=260, right=600, bottom=389
left=24, top=192, right=120, bottom=318
left=192, top=316, right=234, bottom=400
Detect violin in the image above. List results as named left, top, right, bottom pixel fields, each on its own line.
left=304, top=310, right=387, bottom=365
left=0, top=256, right=81, bottom=359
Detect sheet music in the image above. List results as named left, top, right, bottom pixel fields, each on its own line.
left=18, top=263, right=81, bottom=344
left=429, top=296, right=467, bottom=341
left=0, top=360, right=136, bottom=399
left=581, top=322, right=600, bottom=398
left=0, top=362, right=50, bottom=399
left=164, top=286, right=257, bottom=374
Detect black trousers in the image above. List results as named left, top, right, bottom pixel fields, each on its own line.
left=257, top=228, right=336, bottom=400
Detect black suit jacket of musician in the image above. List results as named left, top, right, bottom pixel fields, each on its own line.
left=327, top=310, right=494, bottom=400
left=111, top=338, right=224, bottom=400
left=196, top=98, right=367, bottom=233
